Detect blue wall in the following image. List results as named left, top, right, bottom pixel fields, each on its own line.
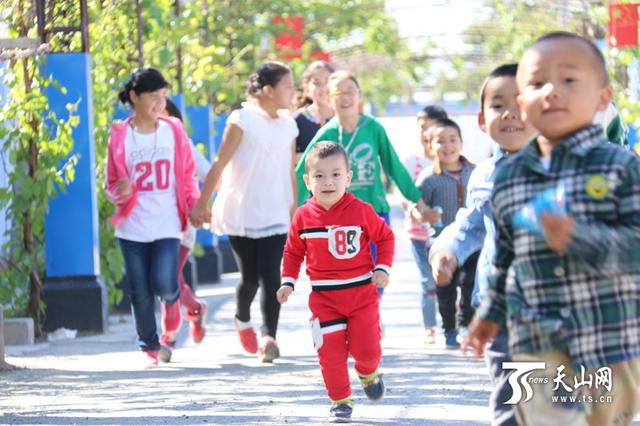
left=42, top=53, right=100, bottom=277
left=0, top=62, right=10, bottom=253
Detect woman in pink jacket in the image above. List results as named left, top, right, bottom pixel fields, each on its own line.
left=106, top=68, right=200, bottom=367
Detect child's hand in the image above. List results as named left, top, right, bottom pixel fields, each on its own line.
left=430, top=251, right=457, bottom=286
left=423, top=207, right=443, bottom=225
left=190, top=200, right=211, bottom=228
left=276, top=285, right=293, bottom=304
left=540, top=213, right=575, bottom=255
left=372, top=270, right=390, bottom=288
left=462, top=316, right=501, bottom=360
left=116, top=178, right=133, bottom=199
left=409, top=205, right=424, bottom=224
left=415, top=199, right=430, bottom=216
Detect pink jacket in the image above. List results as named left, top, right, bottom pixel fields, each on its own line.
left=105, top=115, right=200, bottom=231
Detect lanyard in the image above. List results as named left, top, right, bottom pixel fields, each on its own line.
left=338, top=116, right=368, bottom=155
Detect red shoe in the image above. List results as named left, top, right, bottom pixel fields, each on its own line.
left=235, top=317, right=258, bottom=354
left=188, top=301, right=208, bottom=344
left=142, top=349, right=159, bottom=368
left=259, top=336, right=280, bottom=363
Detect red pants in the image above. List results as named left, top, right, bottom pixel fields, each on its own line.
left=162, top=245, right=204, bottom=333
left=309, top=284, right=381, bottom=401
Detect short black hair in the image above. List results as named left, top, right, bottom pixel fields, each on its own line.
left=417, top=105, right=447, bottom=121
left=480, top=63, right=518, bottom=114
left=305, top=141, right=349, bottom=172
left=118, top=68, right=169, bottom=106
left=427, top=117, right=462, bottom=143
left=528, top=31, right=609, bottom=85
left=164, top=97, right=183, bottom=122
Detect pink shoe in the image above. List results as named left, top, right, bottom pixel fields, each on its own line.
left=259, top=336, right=280, bottom=363
left=187, top=301, right=207, bottom=344
left=143, top=349, right=159, bottom=368
left=235, top=317, right=258, bottom=354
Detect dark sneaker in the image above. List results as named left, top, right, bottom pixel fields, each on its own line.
left=329, top=400, right=353, bottom=423
left=457, top=326, right=468, bottom=344
left=159, top=334, right=176, bottom=363
left=359, top=372, right=385, bottom=401
left=158, top=344, right=173, bottom=363
left=445, top=329, right=460, bottom=349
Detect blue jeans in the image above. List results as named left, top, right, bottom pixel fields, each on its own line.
left=410, top=239, right=437, bottom=328
left=484, top=329, right=518, bottom=426
left=118, top=238, right=180, bottom=351
left=371, top=212, right=391, bottom=298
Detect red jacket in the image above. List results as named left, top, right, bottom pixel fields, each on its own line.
left=281, top=192, right=394, bottom=291
left=105, top=115, right=200, bottom=230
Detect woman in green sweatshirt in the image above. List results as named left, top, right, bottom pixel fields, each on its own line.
left=295, top=71, right=431, bottom=296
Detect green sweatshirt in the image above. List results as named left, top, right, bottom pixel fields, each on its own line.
left=295, top=114, right=422, bottom=213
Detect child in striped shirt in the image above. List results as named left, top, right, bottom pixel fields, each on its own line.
left=414, top=118, right=477, bottom=349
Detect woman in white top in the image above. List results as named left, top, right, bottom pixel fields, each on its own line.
left=191, top=62, right=298, bottom=362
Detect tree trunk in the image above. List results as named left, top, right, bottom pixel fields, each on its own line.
left=0, top=305, right=16, bottom=370
left=21, top=58, right=42, bottom=339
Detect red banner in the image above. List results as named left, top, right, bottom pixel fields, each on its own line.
left=274, top=16, right=304, bottom=60
left=310, top=50, right=331, bottom=62
left=609, top=3, right=639, bottom=47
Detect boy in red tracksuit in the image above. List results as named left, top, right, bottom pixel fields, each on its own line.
left=277, top=141, right=394, bottom=423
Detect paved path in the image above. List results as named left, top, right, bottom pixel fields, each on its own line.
left=2, top=211, right=638, bottom=425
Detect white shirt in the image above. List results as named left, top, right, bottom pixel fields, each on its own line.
left=403, top=153, right=433, bottom=181
left=116, top=121, right=182, bottom=242
left=212, top=102, right=298, bottom=238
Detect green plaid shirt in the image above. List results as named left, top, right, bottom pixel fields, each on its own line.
left=478, top=124, right=640, bottom=368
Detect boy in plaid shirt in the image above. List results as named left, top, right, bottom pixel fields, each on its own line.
left=464, top=32, right=640, bottom=426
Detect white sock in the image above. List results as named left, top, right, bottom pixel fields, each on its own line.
left=235, top=317, right=253, bottom=331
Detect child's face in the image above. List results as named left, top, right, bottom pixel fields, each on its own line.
left=417, top=116, right=436, bottom=159
left=479, top=75, right=536, bottom=153
left=131, top=88, right=167, bottom=121
left=517, top=39, right=612, bottom=142
left=417, top=115, right=437, bottom=133
left=421, top=128, right=434, bottom=159
left=303, top=154, right=352, bottom=209
left=305, top=68, right=331, bottom=106
left=430, top=125, right=462, bottom=169
left=328, top=78, right=361, bottom=119
left=268, top=72, right=295, bottom=109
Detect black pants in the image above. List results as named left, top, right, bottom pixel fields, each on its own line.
left=228, top=234, right=287, bottom=338
left=436, top=250, right=479, bottom=333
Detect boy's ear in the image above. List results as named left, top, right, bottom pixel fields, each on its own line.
left=596, top=86, right=613, bottom=112
left=346, top=169, right=353, bottom=188
left=516, top=94, right=528, bottom=123
left=302, top=174, right=312, bottom=191
left=478, top=111, right=487, bottom=133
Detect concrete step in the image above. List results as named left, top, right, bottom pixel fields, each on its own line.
left=4, top=316, right=34, bottom=346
